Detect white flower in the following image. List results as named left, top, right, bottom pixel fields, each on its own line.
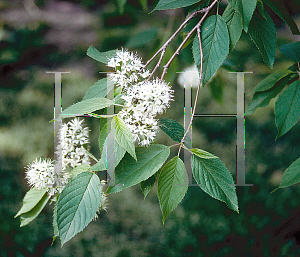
left=25, top=158, right=70, bottom=196
left=93, top=180, right=108, bottom=220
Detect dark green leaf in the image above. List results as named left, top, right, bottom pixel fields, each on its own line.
left=126, top=29, right=158, bottom=48
left=279, top=41, right=300, bottom=62
left=158, top=118, right=192, bottom=148
left=83, top=78, right=114, bottom=101
left=228, top=0, right=257, bottom=31
left=153, top=0, right=203, bottom=11
left=57, top=172, right=101, bottom=246
left=191, top=148, right=239, bottom=212
left=138, top=0, right=148, bottom=11
left=117, top=0, right=127, bottom=14
left=248, top=9, right=276, bottom=68
left=107, top=144, right=170, bottom=194
left=275, top=80, right=300, bottom=138
left=158, top=156, right=188, bottom=223
left=279, top=157, right=300, bottom=188
left=193, top=15, right=229, bottom=86
left=62, top=98, right=113, bottom=118
left=222, top=3, right=243, bottom=52
left=262, top=0, right=300, bottom=35
left=114, top=116, right=136, bottom=160
left=87, top=46, right=117, bottom=64
left=140, top=171, right=159, bottom=199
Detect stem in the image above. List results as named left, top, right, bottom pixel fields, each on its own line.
left=161, top=0, right=219, bottom=80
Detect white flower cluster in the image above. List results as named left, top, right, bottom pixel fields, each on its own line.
left=108, top=49, right=173, bottom=146
left=25, top=118, right=91, bottom=196
left=94, top=180, right=108, bottom=220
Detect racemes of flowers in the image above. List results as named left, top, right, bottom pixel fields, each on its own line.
left=107, top=49, right=173, bottom=146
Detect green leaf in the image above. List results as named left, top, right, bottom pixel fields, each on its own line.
left=228, top=0, right=257, bottom=31
left=262, top=0, right=300, bottom=35
left=126, top=29, right=158, bottom=49
left=99, top=117, right=108, bottom=155
left=153, top=0, right=203, bottom=11
left=275, top=80, right=300, bottom=139
left=248, top=9, right=276, bottom=68
left=19, top=191, right=50, bottom=227
left=158, top=118, right=192, bottom=148
left=193, top=15, right=229, bottom=86
left=90, top=159, right=106, bottom=172
left=279, top=41, right=300, bottom=63
left=158, top=157, right=188, bottom=223
left=222, top=3, right=243, bottom=52
left=107, top=144, right=170, bottom=194
left=138, top=0, right=148, bottom=11
left=15, top=187, right=48, bottom=217
left=62, top=98, right=113, bottom=118
left=114, top=116, right=136, bottom=160
left=208, top=72, right=224, bottom=104
left=87, top=46, right=117, bottom=64
left=250, top=70, right=294, bottom=93
left=140, top=171, right=159, bottom=199
left=53, top=202, right=59, bottom=239
left=57, top=172, right=101, bottom=246
left=279, top=157, right=300, bottom=188
left=245, top=76, right=288, bottom=115
left=83, top=78, right=114, bottom=101
left=257, top=0, right=266, bottom=19
left=70, top=164, right=91, bottom=179
left=191, top=148, right=239, bottom=212
left=190, top=148, right=218, bottom=159
left=117, top=0, right=127, bottom=14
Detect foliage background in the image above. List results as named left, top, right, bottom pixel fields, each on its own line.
left=1, top=0, right=300, bottom=256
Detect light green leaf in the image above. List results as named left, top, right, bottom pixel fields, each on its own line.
left=57, top=172, right=101, bottom=246
left=126, top=29, right=158, bottom=49
left=114, top=116, right=136, bottom=160
left=19, top=192, right=50, bottom=227
left=70, top=164, right=91, bottom=179
left=262, top=0, right=300, bottom=35
left=87, top=46, right=117, bottom=64
left=153, top=0, right=203, bottom=11
left=191, top=148, right=239, bottom=212
left=158, top=118, right=192, bottom=148
left=117, top=0, right=127, bottom=14
left=107, top=144, right=170, bottom=194
left=193, top=15, right=229, bottom=86
left=158, top=157, right=188, bottom=223
left=228, top=0, right=257, bottom=31
left=99, top=117, right=108, bottom=155
left=279, top=41, right=300, bottom=63
left=90, top=159, right=106, bottom=172
left=140, top=171, right=159, bottom=199
left=245, top=77, right=288, bottom=115
left=279, top=157, right=300, bottom=188
left=190, top=148, right=218, bottom=159
left=250, top=70, right=294, bottom=93
left=15, top=187, right=48, bottom=217
left=275, top=80, right=300, bottom=139
left=62, top=98, right=113, bottom=118
left=83, top=78, right=114, bottom=100
left=222, top=3, right=243, bottom=52
left=248, top=9, right=276, bottom=68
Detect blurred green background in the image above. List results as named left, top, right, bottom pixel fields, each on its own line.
left=1, top=0, right=300, bottom=256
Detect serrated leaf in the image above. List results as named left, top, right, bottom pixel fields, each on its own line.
left=275, top=80, right=300, bottom=139
left=153, top=0, right=203, bottom=11
left=158, top=118, right=192, bottom=148
left=70, top=164, right=91, bottom=179
left=57, top=172, right=101, bottom=246
left=62, top=98, right=113, bottom=118
left=245, top=77, right=288, bottom=115
left=279, top=41, right=300, bottom=62
left=228, top=0, right=257, bottom=31
left=126, top=29, right=158, bottom=49
left=114, top=116, right=136, bottom=160
left=193, top=15, right=229, bottom=86
left=191, top=148, right=218, bottom=159
left=279, top=157, right=300, bottom=188
left=140, top=171, right=159, bottom=199
left=117, top=0, right=127, bottom=14
left=83, top=78, right=114, bottom=101
left=262, top=0, right=300, bottom=35
left=15, top=188, right=48, bottom=217
left=222, top=3, right=243, bottom=52
left=99, top=117, right=108, bottom=155
left=107, top=144, right=170, bottom=194
left=19, top=192, right=50, bottom=227
left=191, top=148, right=239, bottom=212
left=248, top=10, right=276, bottom=68
left=87, top=46, right=117, bottom=64
left=158, top=157, right=188, bottom=223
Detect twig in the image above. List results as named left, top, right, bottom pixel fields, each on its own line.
left=148, top=48, right=166, bottom=80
